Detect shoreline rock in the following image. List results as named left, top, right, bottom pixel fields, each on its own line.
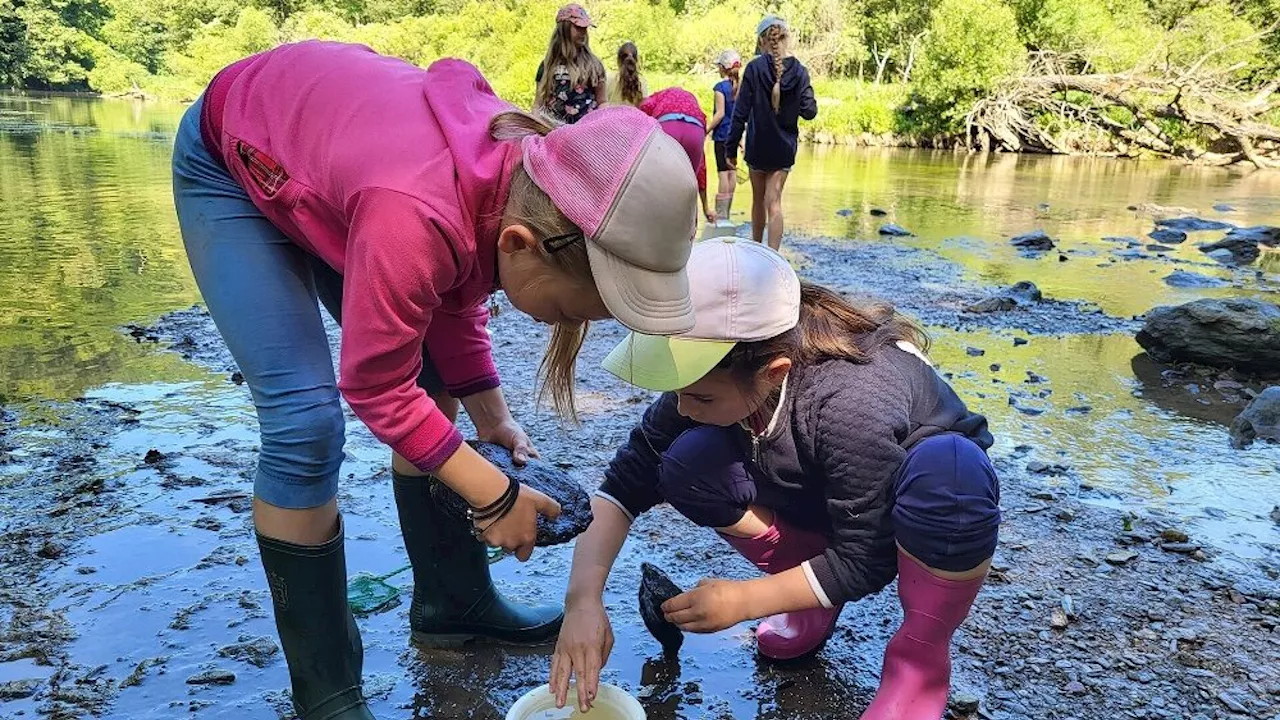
left=1136, top=299, right=1280, bottom=376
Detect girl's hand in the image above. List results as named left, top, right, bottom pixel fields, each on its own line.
left=475, top=417, right=539, bottom=466
left=477, top=483, right=560, bottom=561
left=550, top=596, right=615, bottom=713
left=705, top=210, right=718, bottom=223
left=663, top=578, right=750, bottom=633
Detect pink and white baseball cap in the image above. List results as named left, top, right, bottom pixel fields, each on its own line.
left=601, top=237, right=801, bottom=391
left=523, top=104, right=699, bottom=335
left=556, top=3, right=594, bottom=27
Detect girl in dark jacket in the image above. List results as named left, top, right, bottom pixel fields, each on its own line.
left=726, top=16, right=817, bottom=249
left=549, top=239, right=1001, bottom=720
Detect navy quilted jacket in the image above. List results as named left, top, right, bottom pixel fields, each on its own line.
left=598, top=342, right=993, bottom=605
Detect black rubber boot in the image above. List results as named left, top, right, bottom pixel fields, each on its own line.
left=393, top=471, right=563, bottom=647
left=257, top=519, right=375, bottom=720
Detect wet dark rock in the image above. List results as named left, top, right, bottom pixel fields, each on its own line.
left=1008, top=281, right=1043, bottom=304
left=1013, top=337, right=1029, bottom=346
left=0, top=679, right=41, bottom=699
left=989, top=364, right=1001, bottom=372
left=37, top=541, right=65, bottom=559
left=217, top=636, right=279, bottom=668
left=1136, top=299, right=1280, bottom=375
left=230, top=371, right=244, bottom=385
left=1163, top=271, right=1228, bottom=289
left=433, top=442, right=593, bottom=546
left=143, top=448, right=165, bottom=465
left=869, top=207, right=888, bottom=217
left=879, top=223, right=913, bottom=237
left=1148, top=229, right=1188, bottom=245
left=1154, top=216, right=1234, bottom=232
left=835, top=208, right=853, bottom=217
left=966, top=347, right=985, bottom=357
left=1065, top=405, right=1093, bottom=415
left=949, top=692, right=981, bottom=714
left=1270, top=506, right=1280, bottom=524
left=1026, top=460, right=1070, bottom=475
left=1229, top=387, right=1280, bottom=449
left=639, top=563, right=683, bottom=655
left=1011, top=230, right=1055, bottom=251
left=1057, top=252, right=1068, bottom=262
left=965, top=297, right=1017, bottom=314
left=1224, top=225, right=1280, bottom=247
left=1160, top=529, right=1190, bottom=543
left=1199, top=236, right=1260, bottom=266
left=185, top=669, right=236, bottom=685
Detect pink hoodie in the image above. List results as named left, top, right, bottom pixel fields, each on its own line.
left=202, top=41, right=521, bottom=472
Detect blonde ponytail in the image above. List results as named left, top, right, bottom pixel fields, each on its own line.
left=760, top=25, right=789, bottom=114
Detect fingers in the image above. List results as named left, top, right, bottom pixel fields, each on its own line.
left=661, top=591, right=694, bottom=615
left=530, top=487, right=562, bottom=519
left=579, top=648, right=601, bottom=713
left=514, top=540, right=534, bottom=562
left=549, top=648, right=571, bottom=708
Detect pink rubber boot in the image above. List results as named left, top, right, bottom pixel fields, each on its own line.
left=719, top=518, right=843, bottom=660
left=859, top=550, right=986, bottom=720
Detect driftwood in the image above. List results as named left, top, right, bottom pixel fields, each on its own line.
left=965, top=35, right=1280, bottom=168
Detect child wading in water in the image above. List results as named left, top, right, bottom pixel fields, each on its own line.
left=535, top=4, right=606, bottom=123
left=174, top=40, right=699, bottom=720
left=639, top=87, right=714, bottom=222
left=607, top=41, right=647, bottom=107
left=705, top=49, right=741, bottom=222
left=727, top=16, right=817, bottom=249
left=550, top=239, right=1001, bottom=720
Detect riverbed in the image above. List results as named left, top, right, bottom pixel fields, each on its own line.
left=1, top=93, right=1279, bottom=719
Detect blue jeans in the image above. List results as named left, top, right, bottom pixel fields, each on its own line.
left=171, top=98, right=442, bottom=509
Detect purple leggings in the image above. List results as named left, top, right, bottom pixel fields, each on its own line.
left=658, top=426, right=1001, bottom=573
left=659, top=119, right=705, bottom=181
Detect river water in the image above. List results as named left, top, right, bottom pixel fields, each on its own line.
left=2, top=92, right=1279, bottom=719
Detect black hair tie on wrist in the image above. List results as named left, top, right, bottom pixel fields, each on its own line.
left=468, top=475, right=520, bottom=539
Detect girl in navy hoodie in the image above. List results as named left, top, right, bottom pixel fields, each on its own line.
left=726, top=15, right=817, bottom=250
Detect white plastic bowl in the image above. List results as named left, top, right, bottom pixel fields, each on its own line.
left=505, top=683, right=645, bottom=720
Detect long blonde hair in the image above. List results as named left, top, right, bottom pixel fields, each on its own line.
left=489, top=110, right=593, bottom=420
left=758, top=24, right=790, bottom=114
left=535, top=21, right=605, bottom=109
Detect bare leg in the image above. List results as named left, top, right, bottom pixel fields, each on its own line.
left=749, top=169, right=768, bottom=244
left=765, top=170, right=790, bottom=250
left=900, top=544, right=991, bottom=581
left=717, top=504, right=775, bottom=538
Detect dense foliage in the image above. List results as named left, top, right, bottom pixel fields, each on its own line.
left=4, top=0, right=1279, bottom=140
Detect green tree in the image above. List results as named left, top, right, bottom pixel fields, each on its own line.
left=0, top=0, right=30, bottom=87
left=913, top=0, right=1025, bottom=129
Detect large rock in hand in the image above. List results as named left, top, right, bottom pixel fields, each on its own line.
left=431, top=441, right=592, bottom=546
left=1136, top=299, right=1280, bottom=376
left=1230, top=387, right=1280, bottom=449
left=639, top=563, right=684, bottom=655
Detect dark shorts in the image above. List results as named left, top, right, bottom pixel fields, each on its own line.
left=657, top=426, right=1000, bottom=573
left=713, top=140, right=730, bottom=173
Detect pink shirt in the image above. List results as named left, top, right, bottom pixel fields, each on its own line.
left=202, top=42, right=520, bottom=471
left=639, top=88, right=708, bottom=191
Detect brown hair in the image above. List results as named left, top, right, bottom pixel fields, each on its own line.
left=535, top=21, right=605, bottom=112
left=758, top=24, right=790, bottom=113
left=719, top=62, right=741, bottom=100
left=489, top=110, right=594, bottom=420
left=716, top=283, right=930, bottom=390
left=616, top=42, right=644, bottom=106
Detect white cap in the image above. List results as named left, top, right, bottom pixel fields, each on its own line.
left=601, top=238, right=801, bottom=391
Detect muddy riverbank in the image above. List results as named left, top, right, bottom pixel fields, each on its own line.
left=2, top=231, right=1279, bottom=719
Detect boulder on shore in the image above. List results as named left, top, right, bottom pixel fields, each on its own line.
left=1010, top=230, right=1055, bottom=251
left=1136, top=299, right=1280, bottom=376
left=964, top=281, right=1042, bottom=313
left=1230, top=386, right=1280, bottom=449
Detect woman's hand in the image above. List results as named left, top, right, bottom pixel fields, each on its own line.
left=662, top=578, right=750, bottom=633
left=475, top=416, right=539, bottom=466
left=550, top=595, right=615, bottom=713
left=477, top=483, right=560, bottom=561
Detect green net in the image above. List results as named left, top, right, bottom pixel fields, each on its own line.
left=345, top=547, right=509, bottom=615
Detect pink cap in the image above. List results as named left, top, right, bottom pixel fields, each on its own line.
left=556, top=3, right=594, bottom=27
left=523, top=105, right=698, bottom=335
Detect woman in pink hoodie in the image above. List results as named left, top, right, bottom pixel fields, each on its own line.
left=172, top=41, right=698, bottom=720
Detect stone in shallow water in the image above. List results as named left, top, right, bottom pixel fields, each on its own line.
left=878, top=223, right=914, bottom=237
left=1010, top=230, right=1055, bottom=251
left=1154, top=216, right=1234, bottom=232
left=432, top=442, right=593, bottom=546
left=1148, top=229, right=1187, bottom=245
left=639, top=562, right=684, bottom=655
left=1163, top=270, right=1228, bottom=289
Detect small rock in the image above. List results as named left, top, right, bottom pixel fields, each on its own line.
left=949, top=692, right=981, bottom=714
left=1064, top=680, right=1087, bottom=695
left=1271, top=506, right=1280, bottom=524
left=1217, top=691, right=1248, bottom=714
left=1061, top=595, right=1076, bottom=618
left=1163, top=270, right=1228, bottom=288
left=1007, top=281, right=1043, bottom=304
left=186, top=669, right=236, bottom=686
left=1161, top=542, right=1200, bottom=554
left=0, top=679, right=41, bottom=699
left=144, top=449, right=165, bottom=465
left=1050, top=608, right=1070, bottom=629
left=217, top=637, right=279, bottom=668
left=230, top=371, right=245, bottom=385
left=76, top=566, right=97, bottom=574
left=1010, top=230, right=1055, bottom=251
left=37, top=541, right=65, bottom=559
left=835, top=208, right=854, bottom=217
left=1013, top=337, right=1028, bottom=346
left=1154, top=216, right=1234, bottom=232
left=1058, top=253, right=1068, bottom=262
left=869, top=208, right=888, bottom=217
left=1200, top=236, right=1260, bottom=266
left=1229, top=387, right=1280, bottom=449
left=879, top=223, right=914, bottom=237
left=1055, top=508, right=1077, bottom=522
left=1106, top=550, right=1139, bottom=566
left=1213, top=203, right=1235, bottom=212
left=1065, top=405, right=1093, bottom=415
left=1160, top=529, right=1190, bottom=543
left=1103, top=236, right=1141, bottom=246
left=965, top=297, right=1017, bottom=314
left=1149, top=229, right=1188, bottom=245
left=966, top=347, right=985, bottom=357
left=989, top=364, right=1001, bottom=372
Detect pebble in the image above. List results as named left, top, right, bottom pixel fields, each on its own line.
left=966, top=347, right=986, bottom=357
left=1064, top=680, right=1087, bottom=695
left=216, top=636, right=279, bottom=668
left=37, top=541, right=65, bottom=559
left=1106, top=550, right=1139, bottom=566
left=186, top=669, right=236, bottom=686
left=1056, top=508, right=1077, bottom=522
left=1014, top=337, right=1029, bottom=346
left=1217, top=691, right=1248, bottom=714
left=990, top=363, right=1001, bottom=371
left=1159, top=529, right=1190, bottom=543
left=1051, top=608, right=1071, bottom=629
left=950, top=692, right=981, bottom=713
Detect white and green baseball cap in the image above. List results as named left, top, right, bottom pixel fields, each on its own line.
left=602, top=238, right=801, bottom=392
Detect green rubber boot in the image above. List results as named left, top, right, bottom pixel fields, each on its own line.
left=393, top=471, right=563, bottom=647
left=257, top=519, right=375, bottom=720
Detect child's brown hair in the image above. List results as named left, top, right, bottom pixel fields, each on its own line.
left=615, top=42, right=644, bottom=106
left=535, top=20, right=605, bottom=110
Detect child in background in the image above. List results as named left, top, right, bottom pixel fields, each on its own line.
left=550, top=240, right=1000, bottom=720
left=726, top=15, right=817, bottom=249
left=606, top=41, right=647, bottom=107
left=705, top=49, right=741, bottom=223
left=534, top=4, right=606, bottom=123
left=640, top=87, right=714, bottom=223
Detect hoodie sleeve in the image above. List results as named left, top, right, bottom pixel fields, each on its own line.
left=423, top=301, right=500, bottom=398
left=597, top=393, right=696, bottom=521
left=802, top=370, right=910, bottom=607
left=726, top=64, right=756, bottom=163
left=338, top=187, right=467, bottom=472
left=798, top=66, right=818, bottom=121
